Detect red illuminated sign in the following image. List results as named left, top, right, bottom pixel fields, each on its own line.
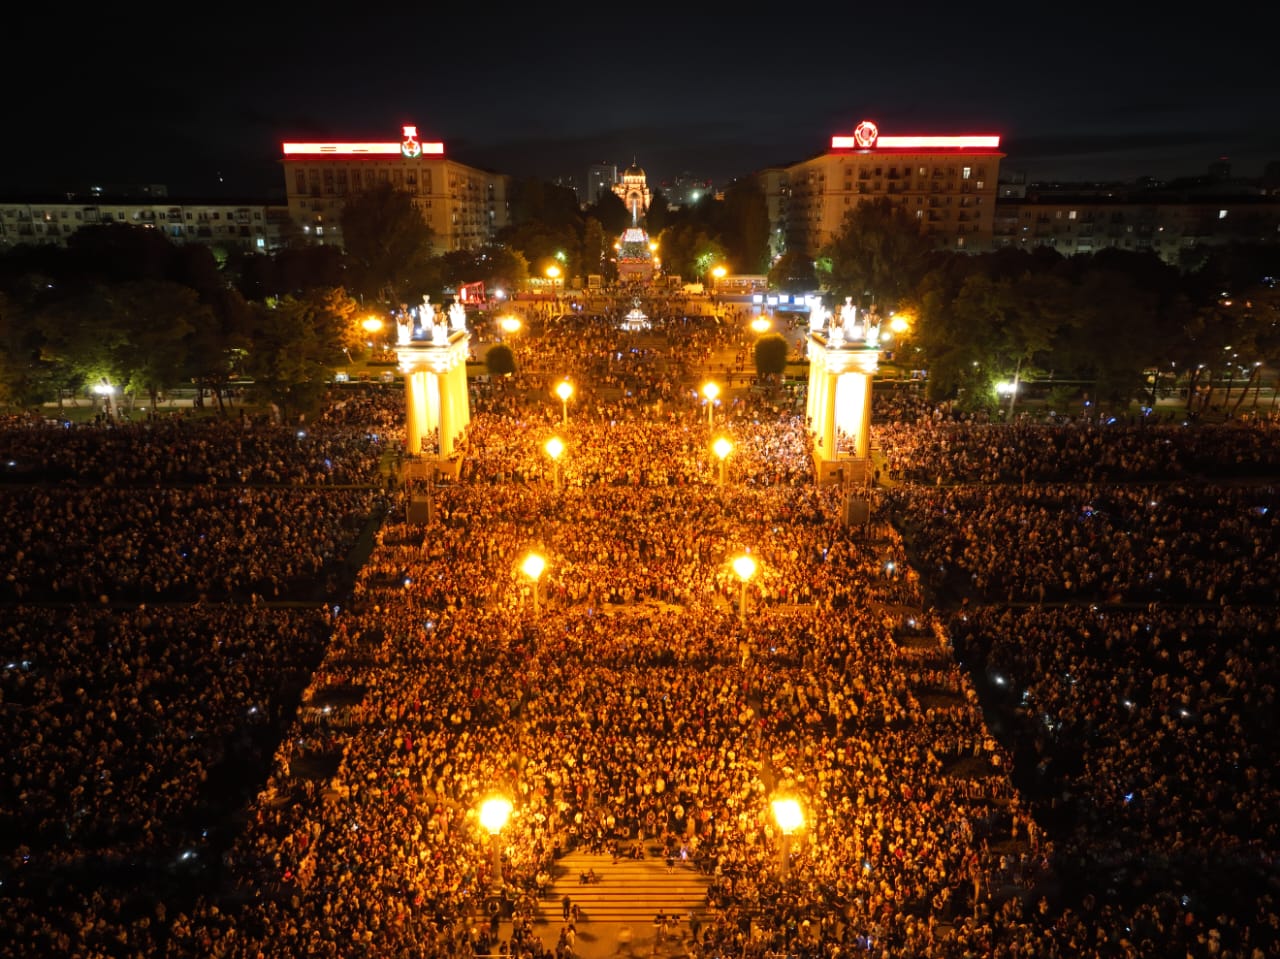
left=282, top=126, right=445, bottom=158
left=831, top=119, right=1000, bottom=151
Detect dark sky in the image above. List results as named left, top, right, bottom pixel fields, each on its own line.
left=7, top=4, right=1279, bottom=199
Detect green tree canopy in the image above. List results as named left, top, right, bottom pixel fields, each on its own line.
left=339, top=183, right=435, bottom=305
left=818, top=197, right=935, bottom=312
left=485, top=343, right=516, bottom=377
left=242, top=288, right=358, bottom=421
left=768, top=251, right=818, bottom=293
left=754, top=332, right=790, bottom=377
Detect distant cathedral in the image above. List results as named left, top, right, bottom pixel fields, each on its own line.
left=612, top=160, right=651, bottom=221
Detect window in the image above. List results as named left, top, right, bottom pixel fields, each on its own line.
left=962, top=166, right=971, bottom=179
left=295, top=171, right=306, bottom=193
left=1219, top=209, right=1228, bottom=220
left=1068, top=210, right=1077, bottom=220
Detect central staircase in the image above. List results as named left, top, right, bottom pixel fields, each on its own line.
left=536, top=849, right=711, bottom=926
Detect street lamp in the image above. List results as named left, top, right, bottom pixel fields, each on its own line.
left=555, top=380, right=574, bottom=425
left=750, top=315, right=771, bottom=334
left=545, top=264, right=561, bottom=301
left=710, top=265, right=726, bottom=294
left=731, top=553, right=757, bottom=624
left=498, top=314, right=522, bottom=338
left=521, top=552, right=546, bottom=615
left=479, top=795, right=513, bottom=894
left=702, top=381, right=720, bottom=428
left=771, top=797, right=804, bottom=882
left=545, top=436, right=564, bottom=491
left=713, top=436, right=733, bottom=487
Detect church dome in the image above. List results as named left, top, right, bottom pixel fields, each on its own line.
left=624, top=162, right=645, bottom=177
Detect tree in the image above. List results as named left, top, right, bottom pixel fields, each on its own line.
left=768, top=251, right=818, bottom=294
left=33, top=281, right=200, bottom=412
left=581, top=219, right=607, bottom=280
left=184, top=287, right=253, bottom=413
left=658, top=224, right=725, bottom=284
left=583, top=191, right=630, bottom=237
left=0, top=291, right=51, bottom=408
left=106, top=281, right=205, bottom=412
left=754, top=332, right=789, bottom=379
left=485, top=343, right=516, bottom=377
left=817, top=197, right=934, bottom=312
left=339, top=183, right=435, bottom=304
left=718, top=177, right=770, bottom=274
left=242, top=289, right=357, bottom=422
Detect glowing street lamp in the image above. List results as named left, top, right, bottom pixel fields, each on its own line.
left=555, top=380, right=574, bottom=425
left=710, top=265, right=727, bottom=293
left=702, top=381, right=720, bottom=428
left=545, top=264, right=561, bottom=299
left=498, top=314, right=522, bottom=337
left=771, top=797, right=804, bottom=882
left=479, top=795, right=513, bottom=893
left=361, top=316, right=384, bottom=334
left=545, top=436, right=565, bottom=491
left=731, top=553, right=757, bottom=624
left=713, top=436, right=733, bottom=487
left=750, top=315, right=771, bottom=334
left=521, top=552, right=546, bottom=615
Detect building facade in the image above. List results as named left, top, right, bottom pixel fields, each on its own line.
left=0, top=197, right=289, bottom=252
left=992, top=179, right=1280, bottom=265
left=280, top=125, right=510, bottom=254
left=612, top=162, right=651, bottom=220
left=586, top=164, right=617, bottom=206
left=782, top=119, right=1004, bottom=256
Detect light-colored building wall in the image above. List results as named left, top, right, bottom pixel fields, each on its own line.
left=784, top=145, right=1003, bottom=256
left=993, top=195, right=1280, bottom=264
left=0, top=198, right=285, bottom=252
left=280, top=127, right=510, bottom=255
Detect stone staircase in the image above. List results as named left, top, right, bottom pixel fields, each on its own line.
left=536, top=850, right=711, bottom=925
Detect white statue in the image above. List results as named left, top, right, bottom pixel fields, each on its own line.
left=396, top=313, right=413, bottom=345
left=431, top=316, right=449, bottom=346
left=828, top=312, right=846, bottom=348
left=808, top=303, right=827, bottom=333
left=449, top=300, right=467, bottom=332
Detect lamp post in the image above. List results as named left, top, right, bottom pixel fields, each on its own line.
left=771, top=797, right=804, bottom=883
left=731, top=554, right=756, bottom=624
left=703, top=381, right=720, bottom=428
left=545, top=436, right=564, bottom=491
left=555, top=380, right=573, bottom=425
left=361, top=316, right=384, bottom=355
left=521, top=552, right=546, bottom=615
left=545, top=265, right=561, bottom=302
left=750, top=315, right=771, bottom=335
left=713, top=436, right=733, bottom=488
left=479, top=795, right=513, bottom=894
left=710, top=265, right=726, bottom=295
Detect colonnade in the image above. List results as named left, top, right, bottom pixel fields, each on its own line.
left=806, top=333, right=880, bottom=468
left=396, top=332, right=471, bottom=458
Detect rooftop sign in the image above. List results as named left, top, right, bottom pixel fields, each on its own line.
left=831, top=119, right=1000, bottom=151
left=282, top=125, right=444, bottom=158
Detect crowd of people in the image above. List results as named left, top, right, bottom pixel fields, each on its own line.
left=1, top=294, right=1278, bottom=959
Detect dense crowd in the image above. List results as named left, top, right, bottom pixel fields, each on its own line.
left=1, top=298, right=1278, bottom=959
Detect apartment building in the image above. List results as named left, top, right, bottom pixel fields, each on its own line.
left=781, top=119, right=1004, bottom=256
left=280, top=125, right=510, bottom=254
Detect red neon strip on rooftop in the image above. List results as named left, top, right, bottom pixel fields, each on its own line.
left=281, top=142, right=445, bottom=156
left=831, top=134, right=1001, bottom=150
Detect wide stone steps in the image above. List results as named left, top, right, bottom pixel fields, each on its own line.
left=537, top=850, right=711, bottom=924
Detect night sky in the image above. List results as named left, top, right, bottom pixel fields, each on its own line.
left=8, top=4, right=1279, bottom=199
